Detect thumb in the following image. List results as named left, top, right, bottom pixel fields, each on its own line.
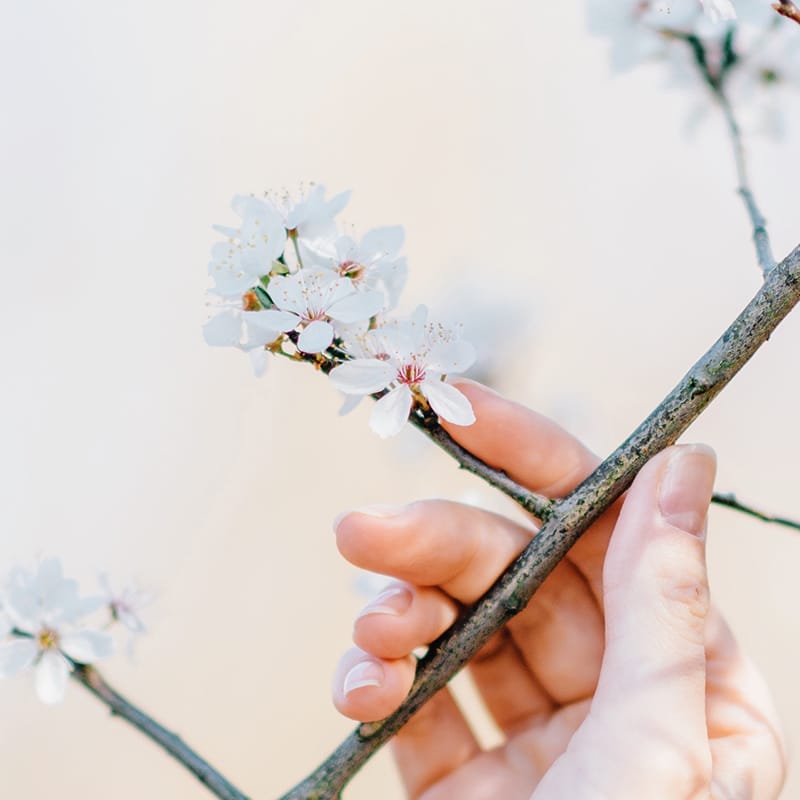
left=593, top=444, right=717, bottom=759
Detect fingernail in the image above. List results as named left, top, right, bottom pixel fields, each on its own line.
left=451, top=378, right=500, bottom=397
left=343, top=659, right=384, bottom=695
left=333, top=505, right=406, bottom=533
left=355, top=586, right=413, bottom=620
left=658, top=445, right=717, bottom=538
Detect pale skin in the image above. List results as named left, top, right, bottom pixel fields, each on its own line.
left=332, top=382, right=786, bottom=799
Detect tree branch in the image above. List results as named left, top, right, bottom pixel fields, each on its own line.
left=714, top=89, right=777, bottom=277
left=712, top=492, right=800, bottom=531
left=407, top=406, right=554, bottom=519
left=72, top=665, right=251, bottom=800
left=278, top=243, right=800, bottom=799
left=773, top=1, right=800, bottom=25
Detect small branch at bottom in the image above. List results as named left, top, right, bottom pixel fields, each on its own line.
left=72, top=665, right=251, bottom=800
left=712, top=492, right=800, bottom=531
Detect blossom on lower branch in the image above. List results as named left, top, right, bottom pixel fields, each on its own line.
left=0, top=559, right=113, bottom=703
left=330, top=306, right=477, bottom=438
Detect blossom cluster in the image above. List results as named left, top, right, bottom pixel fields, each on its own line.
left=587, top=0, right=800, bottom=131
left=204, top=185, right=477, bottom=437
left=0, top=559, right=148, bottom=704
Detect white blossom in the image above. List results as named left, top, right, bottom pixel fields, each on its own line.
left=209, top=196, right=286, bottom=297
left=310, top=226, right=408, bottom=310
left=268, top=184, right=350, bottom=263
left=202, top=303, right=284, bottom=376
left=329, top=306, right=476, bottom=438
left=701, top=0, right=737, bottom=22
left=99, top=574, right=150, bottom=635
left=260, top=270, right=383, bottom=354
left=586, top=0, right=738, bottom=73
left=0, top=559, right=112, bottom=704
left=726, top=14, right=800, bottom=135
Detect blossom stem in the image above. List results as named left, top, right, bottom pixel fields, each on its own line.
left=72, top=664, right=251, bottom=800
left=278, top=243, right=800, bottom=800
left=289, top=232, right=304, bottom=269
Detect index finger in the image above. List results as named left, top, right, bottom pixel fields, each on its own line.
left=444, top=381, right=599, bottom=498
left=444, top=381, right=614, bottom=603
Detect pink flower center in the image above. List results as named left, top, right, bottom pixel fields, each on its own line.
left=338, top=260, right=366, bottom=282
left=396, top=361, right=426, bottom=386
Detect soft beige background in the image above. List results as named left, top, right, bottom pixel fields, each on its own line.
left=1, top=1, right=798, bottom=797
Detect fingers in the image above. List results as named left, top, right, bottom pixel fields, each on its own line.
left=337, top=500, right=607, bottom=728
left=445, top=381, right=614, bottom=607
left=444, top=381, right=599, bottom=498
left=332, top=646, right=417, bottom=722
left=353, top=583, right=458, bottom=660
left=705, top=608, right=787, bottom=799
left=335, top=500, right=533, bottom=603
left=391, top=688, right=481, bottom=798
left=590, top=445, right=717, bottom=787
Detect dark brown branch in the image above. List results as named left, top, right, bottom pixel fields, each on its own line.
left=72, top=665, right=250, bottom=800
left=408, top=407, right=554, bottom=520
left=774, top=1, right=800, bottom=25
left=712, top=492, right=800, bottom=531
left=278, top=244, right=800, bottom=800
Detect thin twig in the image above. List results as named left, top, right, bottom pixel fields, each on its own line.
left=408, top=407, right=554, bottom=520
left=278, top=245, right=800, bottom=799
left=72, top=665, right=251, bottom=800
left=680, top=34, right=777, bottom=277
left=714, top=90, right=777, bottom=276
left=773, top=1, right=800, bottom=25
left=712, top=492, right=800, bottom=530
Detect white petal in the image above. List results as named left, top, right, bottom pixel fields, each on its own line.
left=370, top=386, right=413, bottom=438
left=700, top=0, right=736, bottom=22
left=329, top=359, right=395, bottom=394
left=297, top=320, right=334, bottom=353
left=359, top=226, right=404, bottom=260
left=258, top=309, right=301, bottom=332
left=266, top=275, right=307, bottom=316
left=338, top=394, right=363, bottom=416
left=60, top=630, right=114, bottom=663
left=117, top=609, right=146, bottom=634
left=35, top=651, right=71, bottom=704
left=0, top=615, right=11, bottom=638
left=421, top=380, right=476, bottom=426
left=0, top=639, right=37, bottom=677
left=202, top=311, right=242, bottom=347
left=242, top=311, right=281, bottom=347
left=328, top=290, right=384, bottom=323
left=248, top=348, right=269, bottom=377
left=326, top=189, right=351, bottom=217
left=427, top=340, right=476, bottom=373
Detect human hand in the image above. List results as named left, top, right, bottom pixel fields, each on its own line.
left=332, top=382, right=785, bottom=799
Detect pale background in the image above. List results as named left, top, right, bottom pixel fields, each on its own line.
left=1, top=1, right=798, bottom=798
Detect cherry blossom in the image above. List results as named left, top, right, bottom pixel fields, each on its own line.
left=267, top=184, right=350, bottom=263
left=99, top=574, right=150, bottom=635
left=701, top=0, right=737, bottom=22
left=311, top=226, right=408, bottom=310
left=208, top=195, right=286, bottom=298
left=329, top=306, right=476, bottom=438
left=260, top=270, right=383, bottom=354
left=0, top=559, right=112, bottom=704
